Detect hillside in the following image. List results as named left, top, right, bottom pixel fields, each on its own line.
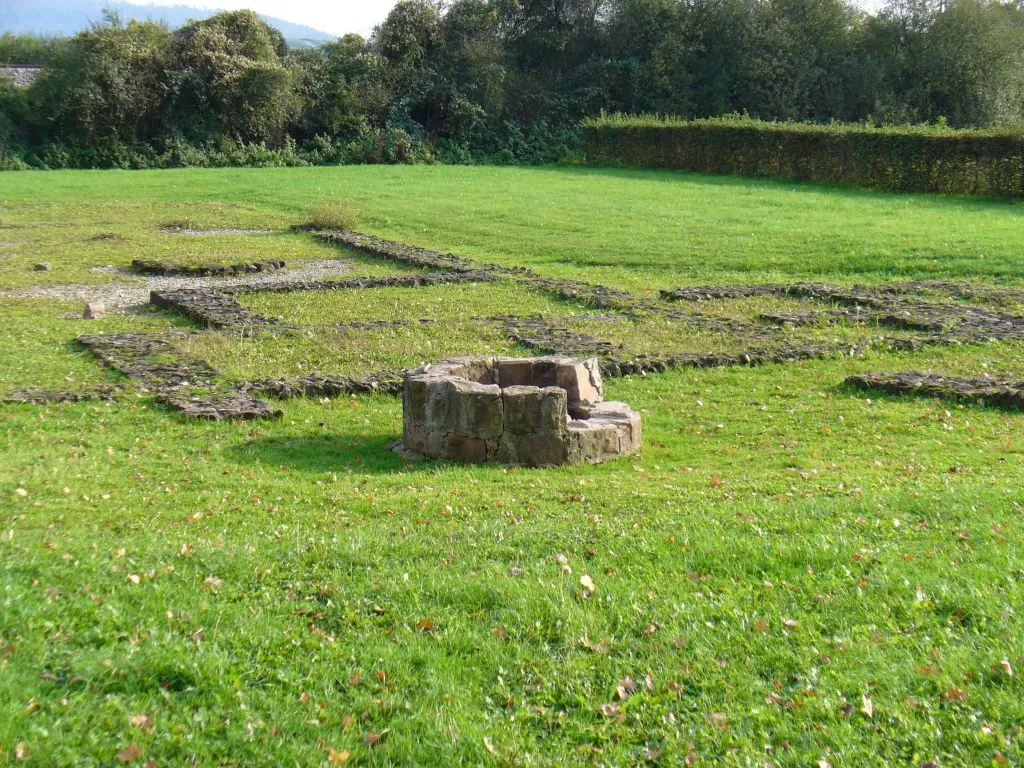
left=0, top=0, right=334, bottom=43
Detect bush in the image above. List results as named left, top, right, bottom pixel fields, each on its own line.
left=306, top=200, right=361, bottom=231
left=582, top=114, right=1024, bottom=198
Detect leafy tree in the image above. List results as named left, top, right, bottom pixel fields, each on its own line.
left=27, top=16, right=172, bottom=145
left=167, top=10, right=297, bottom=144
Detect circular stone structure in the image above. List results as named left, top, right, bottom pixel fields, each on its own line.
left=399, top=356, right=641, bottom=466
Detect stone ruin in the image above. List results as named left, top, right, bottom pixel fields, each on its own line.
left=399, top=356, right=642, bottom=466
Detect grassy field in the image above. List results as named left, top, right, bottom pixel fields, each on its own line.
left=1, top=166, right=1023, bottom=767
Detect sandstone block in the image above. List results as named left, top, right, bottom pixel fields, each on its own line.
left=516, top=433, right=567, bottom=467
left=567, top=420, right=621, bottom=464
left=425, top=380, right=453, bottom=430
left=83, top=301, right=106, bottom=319
left=537, top=387, right=569, bottom=434
left=496, top=359, right=535, bottom=388
left=403, top=421, right=429, bottom=454
left=556, top=357, right=603, bottom=408
left=404, top=375, right=431, bottom=424
left=452, top=379, right=502, bottom=438
left=446, top=434, right=488, bottom=462
left=502, top=385, right=542, bottom=434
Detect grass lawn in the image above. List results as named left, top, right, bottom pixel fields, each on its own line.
left=1, top=165, right=1023, bottom=766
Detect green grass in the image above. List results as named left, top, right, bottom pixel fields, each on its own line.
left=182, top=323, right=526, bottom=381
left=0, top=299, right=188, bottom=394
left=239, top=279, right=593, bottom=325
left=1, top=165, right=1024, bottom=766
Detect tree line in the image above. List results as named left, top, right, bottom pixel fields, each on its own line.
left=1, top=0, right=1022, bottom=169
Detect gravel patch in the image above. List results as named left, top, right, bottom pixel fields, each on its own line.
left=0, top=258, right=355, bottom=312
left=161, top=228, right=275, bottom=236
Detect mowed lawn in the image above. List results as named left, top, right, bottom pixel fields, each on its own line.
left=1, top=166, right=1024, bottom=766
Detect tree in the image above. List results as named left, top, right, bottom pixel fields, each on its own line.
left=27, top=18, right=172, bottom=145
left=167, top=10, right=297, bottom=144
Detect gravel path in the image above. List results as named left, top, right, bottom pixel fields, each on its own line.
left=1, top=258, right=355, bottom=312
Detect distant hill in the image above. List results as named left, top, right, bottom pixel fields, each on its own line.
left=0, top=0, right=335, bottom=45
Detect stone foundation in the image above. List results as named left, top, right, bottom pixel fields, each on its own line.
left=400, top=356, right=641, bottom=466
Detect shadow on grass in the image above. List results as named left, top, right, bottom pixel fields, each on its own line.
left=228, top=433, right=443, bottom=475
left=540, top=164, right=1024, bottom=213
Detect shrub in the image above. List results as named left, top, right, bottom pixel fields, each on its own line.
left=582, top=114, right=1024, bottom=198
left=306, top=201, right=361, bottom=231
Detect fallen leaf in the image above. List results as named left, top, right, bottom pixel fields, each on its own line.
left=202, top=577, right=223, bottom=591
left=483, top=736, right=496, bottom=755
left=860, top=695, right=873, bottom=718
left=616, top=677, right=637, bottom=700
left=941, top=687, right=967, bottom=703
left=999, top=658, right=1014, bottom=677
left=580, top=574, right=595, bottom=591
left=14, top=742, right=28, bottom=760
left=706, top=712, right=728, bottom=730
left=299, top=691, right=311, bottom=704
left=341, top=714, right=355, bottom=730
left=782, top=618, right=798, bottom=629
left=127, top=574, right=141, bottom=585
left=327, top=749, right=351, bottom=764
left=415, top=618, right=435, bottom=633
left=117, top=744, right=144, bottom=762
left=366, top=730, right=386, bottom=748
left=753, top=620, right=770, bottom=632
left=491, top=627, right=508, bottom=640
left=129, top=714, right=152, bottom=729
left=600, top=702, right=620, bottom=717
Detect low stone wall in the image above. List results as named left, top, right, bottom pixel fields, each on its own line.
left=846, top=372, right=1024, bottom=409
left=132, top=259, right=286, bottom=277
left=401, top=355, right=641, bottom=466
left=0, top=65, right=41, bottom=88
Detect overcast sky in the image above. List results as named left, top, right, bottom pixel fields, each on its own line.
left=135, top=0, right=400, bottom=36
left=134, top=0, right=884, bottom=38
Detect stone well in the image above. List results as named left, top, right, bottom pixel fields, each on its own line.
left=399, top=356, right=641, bottom=466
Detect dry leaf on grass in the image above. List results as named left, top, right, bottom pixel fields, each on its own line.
left=327, top=748, right=351, bottom=764
left=116, top=743, right=144, bottom=762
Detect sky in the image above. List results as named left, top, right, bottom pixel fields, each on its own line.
left=136, top=0, right=400, bottom=36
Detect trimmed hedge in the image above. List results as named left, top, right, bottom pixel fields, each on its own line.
left=582, top=116, right=1024, bottom=198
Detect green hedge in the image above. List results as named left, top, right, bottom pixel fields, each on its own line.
left=582, top=116, right=1024, bottom=198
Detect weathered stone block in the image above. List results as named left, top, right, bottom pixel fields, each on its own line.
left=83, top=301, right=106, bottom=319
left=403, top=421, right=429, bottom=454
left=537, top=387, right=569, bottom=434
left=557, top=357, right=603, bottom=408
left=567, top=420, right=621, bottom=464
left=516, top=433, right=567, bottom=467
left=496, top=359, right=535, bottom=388
left=405, top=376, right=430, bottom=425
left=452, top=379, right=502, bottom=438
left=425, top=380, right=453, bottom=430
left=502, top=385, right=541, bottom=434
left=426, top=429, right=448, bottom=457
left=446, top=434, right=488, bottom=462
